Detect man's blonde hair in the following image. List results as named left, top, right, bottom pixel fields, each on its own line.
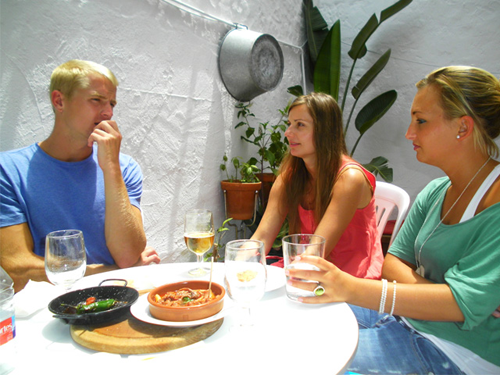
left=49, top=59, right=118, bottom=102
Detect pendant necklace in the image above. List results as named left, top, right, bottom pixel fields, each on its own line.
left=415, top=157, right=491, bottom=276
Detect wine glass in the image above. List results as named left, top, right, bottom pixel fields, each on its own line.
left=184, top=209, right=215, bottom=276
left=224, top=239, right=267, bottom=327
left=45, top=229, right=87, bottom=291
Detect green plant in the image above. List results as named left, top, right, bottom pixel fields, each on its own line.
left=205, top=217, right=232, bottom=262
left=289, top=0, right=413, bottom=182
left=220, top=154, right=260, bottom=183
left=235, top=102, right=290, bottom=176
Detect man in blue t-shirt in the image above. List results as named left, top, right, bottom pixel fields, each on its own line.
left=0, top=60, right=160, bottom=292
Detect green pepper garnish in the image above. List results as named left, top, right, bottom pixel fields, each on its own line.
left=182, top=296, right=192, bottom=303
left=76, top=299, right=117, bottom=314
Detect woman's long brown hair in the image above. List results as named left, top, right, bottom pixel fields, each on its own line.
left=279, top=92, right=347, bottom=233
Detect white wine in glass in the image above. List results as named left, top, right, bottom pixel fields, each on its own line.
left=184, top=233, right=215, bottom=255
left=184, top=209, right=215, bottom=276
left=45, top=229, right=87, bottom=291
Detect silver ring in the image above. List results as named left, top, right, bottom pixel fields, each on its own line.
left=314, top=285, right=325, bottom=296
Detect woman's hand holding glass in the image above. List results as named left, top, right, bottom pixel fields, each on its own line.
left=282, top=234, right=326, bottom=301
left=285, top=255, right=349, bottom=304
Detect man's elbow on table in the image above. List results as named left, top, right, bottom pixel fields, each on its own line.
left=107, top=233, right=147, bottom=268
left=114, top=245, right=160, bottom=269
left=113, top=249, right=144, bottom=269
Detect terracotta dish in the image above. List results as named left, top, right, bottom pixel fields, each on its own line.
left=148, top=280, right=225, bottom=322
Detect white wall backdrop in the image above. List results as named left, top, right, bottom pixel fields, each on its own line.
left=1, top=0, right=499, bottom=262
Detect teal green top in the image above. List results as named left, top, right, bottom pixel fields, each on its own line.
left=389, top=177, right=500, bottom=366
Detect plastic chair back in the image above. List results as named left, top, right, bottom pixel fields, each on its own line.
left=374, top=181, right=411, bottom=247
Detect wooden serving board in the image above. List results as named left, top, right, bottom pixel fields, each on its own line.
left=71, top=312, right=223, bottom=354
left=70, top=289, right=223, bottom=354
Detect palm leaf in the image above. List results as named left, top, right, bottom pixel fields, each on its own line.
left=348, top=14, right=379, bottom=60
left=355, top=90, right=397, bottom=135
left=363, top=156, right=393, bottom=182
left=287, top=85, right=304, bottom=97
left=313, top=20, right=341, bottom=99
left=303, top=0, right=329, bottom=65
left=380, top=0, right=413, bottom=22
left=348, top=0, right=412, bottom=61
left=351, top=49, right=391, bottom=99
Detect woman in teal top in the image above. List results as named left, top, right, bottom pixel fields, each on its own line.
left=286, top=66, right=500, bottom=374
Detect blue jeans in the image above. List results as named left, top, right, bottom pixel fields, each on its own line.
left=346, top=305, right=465, bottom=375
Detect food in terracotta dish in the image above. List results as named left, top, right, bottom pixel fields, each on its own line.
left=148, top=281, right=225, bottom=321
left=153, top=288, right=215, bottom=307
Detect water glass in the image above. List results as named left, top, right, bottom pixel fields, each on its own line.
left=45, top=229, right=87, bottom=291
left=283, top=234, right=325, bottom=301
left=224, top=240, right=267, bottom=326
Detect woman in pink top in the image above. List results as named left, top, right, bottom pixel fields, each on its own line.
left=250, top=92, right=384, bottom=279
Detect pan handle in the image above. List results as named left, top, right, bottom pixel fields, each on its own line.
left=98, top=279, right=128, bottom=287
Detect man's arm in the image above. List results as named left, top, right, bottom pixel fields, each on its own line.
left=89, top=120, right=151, bottom=268
left=0, top=223, right=44, bottom=292
left=103, top=167, right=148, bottom=268
left=0, top=223, right=120, bottom=292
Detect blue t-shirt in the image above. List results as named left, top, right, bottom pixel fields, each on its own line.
left=0, top=143, right=143, bottom=265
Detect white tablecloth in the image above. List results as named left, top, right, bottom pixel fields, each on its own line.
left=11, top=263, right=358, bottom=375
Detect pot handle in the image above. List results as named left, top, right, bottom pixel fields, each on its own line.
left=98, top=279, right=128, bottom=287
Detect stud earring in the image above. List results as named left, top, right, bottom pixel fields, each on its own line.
left=457, top=135, right=461, bottom=139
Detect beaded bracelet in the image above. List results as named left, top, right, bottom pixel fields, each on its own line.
left=379, top=279, right=388, bottom=314
left=389, top=280, right=397, bottom=316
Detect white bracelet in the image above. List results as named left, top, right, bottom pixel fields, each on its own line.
left=390, top=280, right=397, bottom=316
left=379, top=279, right=388, bottom=314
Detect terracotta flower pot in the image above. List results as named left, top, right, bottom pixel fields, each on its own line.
left=221, top=180, right=262, bottom=220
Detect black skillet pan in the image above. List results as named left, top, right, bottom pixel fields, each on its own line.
left=48, top=279, right=139, bottom=325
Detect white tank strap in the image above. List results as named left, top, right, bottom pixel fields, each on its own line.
left=460, top=164, right=500, bottom=222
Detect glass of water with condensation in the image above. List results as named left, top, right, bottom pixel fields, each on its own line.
left=283, top=234, right=325, bottom=301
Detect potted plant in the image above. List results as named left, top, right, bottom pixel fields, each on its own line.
left=235, top=101, right=290, bottom=208
left=220, top=154, right=262, bottom=221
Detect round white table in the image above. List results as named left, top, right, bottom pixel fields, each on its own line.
left=11, top=263, right=358, bottom=374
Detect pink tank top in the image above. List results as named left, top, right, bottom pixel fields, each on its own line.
left=298, top=160, right=384, bottom=279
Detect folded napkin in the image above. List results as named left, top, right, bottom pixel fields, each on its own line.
left=13, top=280, right=61, bottom=318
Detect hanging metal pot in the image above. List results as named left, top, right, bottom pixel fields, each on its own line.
left=218, top=28, right=284, bottom=102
